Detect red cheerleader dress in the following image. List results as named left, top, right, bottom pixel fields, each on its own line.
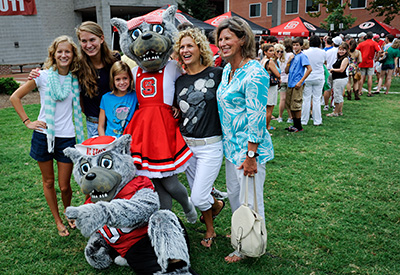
left=124, top=61, right=192, bottom=178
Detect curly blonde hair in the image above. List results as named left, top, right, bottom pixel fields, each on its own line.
left=274, top=43, right=286, bottom=63
left=173, top=27, right=214, bottom=69
left=44, top=35, right=80, bottom=75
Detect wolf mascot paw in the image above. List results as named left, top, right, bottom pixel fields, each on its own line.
left=64, top=135, right=191, bottom=274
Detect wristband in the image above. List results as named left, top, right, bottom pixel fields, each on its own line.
left=23, top=118, right=30, bottom=124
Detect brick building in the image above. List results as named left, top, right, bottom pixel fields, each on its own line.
left=0, top=0, right=176, bottom=72
left=225, top=0, right=400, bottom=32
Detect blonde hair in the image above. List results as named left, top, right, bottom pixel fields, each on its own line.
left=109, top=61, right=133, bottom=94
left=274, top=43, right=286, bottom=63
left=44, top=35, right=80, bottom=75
left=173, top=28, right=214, bottom=69
left=302, top=39, right=310, bottom=50
left=391, top=39, right=400, bottom=49
left=215, top=17, right=256, bottom=59
left=76, top=21, right=118, bottom=98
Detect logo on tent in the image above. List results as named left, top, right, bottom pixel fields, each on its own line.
left=211, top=16, right=229, bottom=26
left=359, top=22, right=375, bottom=29
left=284, top=21, right=299, bottom=30
left=304, top=22, right=316, bottom=31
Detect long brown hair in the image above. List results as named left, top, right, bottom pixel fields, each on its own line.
left=76, top=21, right=117, bottom=98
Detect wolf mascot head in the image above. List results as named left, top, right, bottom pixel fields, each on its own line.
left=111, top=6, right=178, bottom=72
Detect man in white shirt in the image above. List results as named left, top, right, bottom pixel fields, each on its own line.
left=302, top=35, right=327, bottom=126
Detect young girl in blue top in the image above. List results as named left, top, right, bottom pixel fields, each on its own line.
left=98, top=61, right=138, bottom=137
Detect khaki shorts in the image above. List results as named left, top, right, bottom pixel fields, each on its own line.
left=285, top=85, right=304, bottom=111
left=360, top=67, right=374, bottom=76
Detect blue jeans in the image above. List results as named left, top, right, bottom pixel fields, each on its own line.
left=86, top=117, right=99, bottom=138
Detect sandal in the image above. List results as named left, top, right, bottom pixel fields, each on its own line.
left=338, top=112, right=343, bottom=116
left=326, top=113, right=338, bottom=117
left=201, top=234, right=216, bottom=248
left=367, top=93, right=373, bottom=97
left=225, top=250, right=246, bottom=263
left=200, top=200, right=225, bottom=224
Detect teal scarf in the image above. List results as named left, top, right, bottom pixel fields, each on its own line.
left=45, top=69, right=84, bottom=153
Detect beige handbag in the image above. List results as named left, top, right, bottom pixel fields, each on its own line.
left=231, top=175, right=267, bottom=257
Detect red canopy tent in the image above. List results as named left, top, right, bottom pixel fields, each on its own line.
left=205, top=11, right=268, bottom=35
left=269, top=17, right=328, bottom=37
left=342, top=19, right=400, bottom=38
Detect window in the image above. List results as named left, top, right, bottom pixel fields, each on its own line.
left=286, top=0, right=298, bottom=14
left=267, top=2, right=272, bottom=16
left=306, top=0, right=319, bottom=12
left=250, top=3, right=261, bottom=17
left=350, top=0, right=366, bottom=9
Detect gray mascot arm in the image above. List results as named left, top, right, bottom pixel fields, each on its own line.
left=65, top=188, right=159, bottom=237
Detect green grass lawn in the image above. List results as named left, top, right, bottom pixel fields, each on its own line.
left=1, top=77, right=399, bottom=274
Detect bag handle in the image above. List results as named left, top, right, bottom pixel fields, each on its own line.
left=245, top=175, right=259, bottom=214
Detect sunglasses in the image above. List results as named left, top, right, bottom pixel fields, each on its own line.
left=276, top=50, right=283, bottom=53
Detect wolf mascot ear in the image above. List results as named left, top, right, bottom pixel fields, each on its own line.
left=111, top=5, right=178, bottom=72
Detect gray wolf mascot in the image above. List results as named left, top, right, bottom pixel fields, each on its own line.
left=64, top=135, right=193, bottom=274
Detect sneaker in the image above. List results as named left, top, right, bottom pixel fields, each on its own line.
left=323, top=105, right=329, bottom=111
left=277, top=117, right=283, bottom=123
left=286, top=118, right=293, bottom=123
left=211, top=187, right=228, bottom=200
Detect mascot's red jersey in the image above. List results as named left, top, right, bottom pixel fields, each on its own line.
left=124, top=61, right=192, bottom=178
left=85, top=176, right=153, bottom=257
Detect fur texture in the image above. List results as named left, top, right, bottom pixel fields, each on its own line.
left=64, top=135, right=191, bottom=273
left=148, top=210, right=190, bottom=273
left=111, top=5, right=178, bottom=72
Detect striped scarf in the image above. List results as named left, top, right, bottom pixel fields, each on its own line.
left=45, top=69, right=84, bottom=153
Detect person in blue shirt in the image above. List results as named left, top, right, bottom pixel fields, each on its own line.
left=98, top=61, right=138, bottom=137
left=285, top=37, right=312, bottom=132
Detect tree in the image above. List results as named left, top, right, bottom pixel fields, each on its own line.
left=320, top=5, right=356, bottom=32
left=366, top=0, right=400, bottom=25
left=177, top=0, right=216, bottom=21
left=307, top=1, right=356, bottom=31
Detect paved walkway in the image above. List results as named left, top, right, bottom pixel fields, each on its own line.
left=1, top=72, right=30, bottom=84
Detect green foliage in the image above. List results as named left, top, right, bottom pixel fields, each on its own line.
left=320, top=5, right=356, bottom=31
left=1, top=77, right=400, bottom=274
left=178, top=0, right=216, bottom=21
left=366, top=0, right=400, bottom=25
left=0, top=77, right=20, bottom=95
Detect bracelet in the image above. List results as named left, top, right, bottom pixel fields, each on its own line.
left=22, top=118, right=30, bottom=124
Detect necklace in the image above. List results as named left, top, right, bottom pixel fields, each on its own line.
left=229, top=57, right=245, bottom=81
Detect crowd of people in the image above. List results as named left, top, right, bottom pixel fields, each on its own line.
left=255, top=31, right=399, bottom=128
left=9, top=14, right=400, bottom=268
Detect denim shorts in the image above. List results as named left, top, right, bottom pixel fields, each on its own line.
left=30, top=131, right=76, bottom=163
left=381, top=64, right=395, bottom=71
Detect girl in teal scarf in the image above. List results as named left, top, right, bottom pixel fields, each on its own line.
left=10, top=35, right=84, bottom=237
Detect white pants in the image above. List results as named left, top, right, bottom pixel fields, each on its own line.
left=302, top=79, right=324, bottom=125
left=225, top=159, right=266, bottom=219
left=185, top=141, right=223, bottom=211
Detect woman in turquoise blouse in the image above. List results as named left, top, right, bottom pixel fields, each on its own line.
left=215, top=17, right=274, bottom=263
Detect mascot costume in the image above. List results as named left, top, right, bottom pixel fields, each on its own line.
left=64, top=135, right=194, bottom=274
left=110, top=5, right=197, bottom=223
